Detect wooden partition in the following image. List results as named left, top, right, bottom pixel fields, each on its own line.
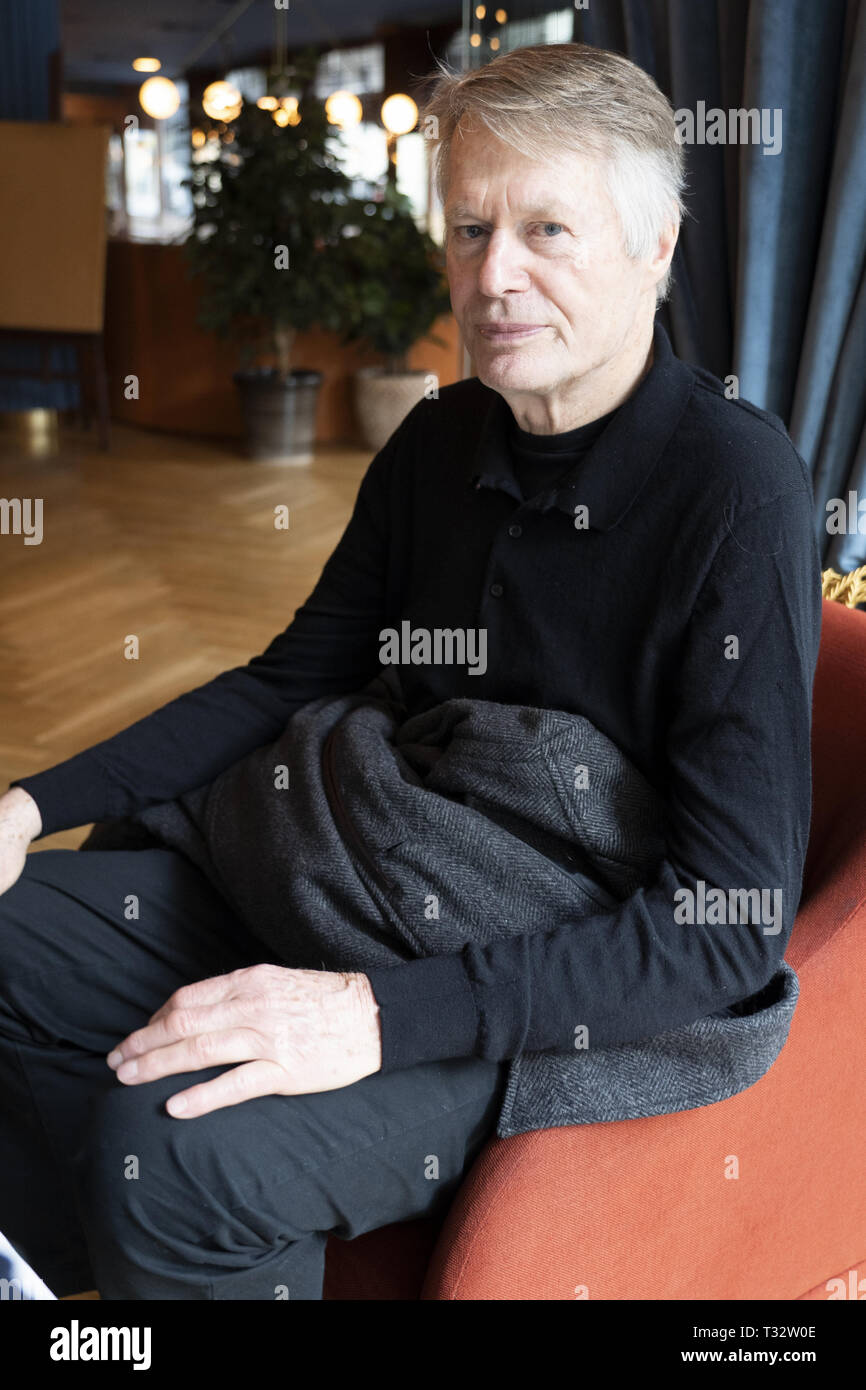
left=0, top=121, right=110, bottom=333
left=103, top=240, right=464, bottom=445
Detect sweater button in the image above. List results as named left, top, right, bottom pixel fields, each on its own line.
left=508, top=524, right=522, bottom=538
left=490, top=582, right=504, bottom=598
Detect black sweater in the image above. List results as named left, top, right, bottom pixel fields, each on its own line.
left=11, top=321, right=823, bottom=1075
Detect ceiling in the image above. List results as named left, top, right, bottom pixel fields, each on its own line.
left=60, top=0, right=466, bottom=88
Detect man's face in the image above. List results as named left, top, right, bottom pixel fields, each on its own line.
left=444, top=125, right=661, bottom=405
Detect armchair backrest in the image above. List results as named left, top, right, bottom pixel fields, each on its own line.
left=800, top=598, right=866, bottom=919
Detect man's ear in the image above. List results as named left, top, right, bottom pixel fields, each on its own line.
left=649, top=215, right=679, bottom=290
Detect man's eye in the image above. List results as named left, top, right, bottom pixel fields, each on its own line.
left=453, top=222, right=564, bottom=241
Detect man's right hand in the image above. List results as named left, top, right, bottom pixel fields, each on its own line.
left=0, top=788, right=42, bottom=895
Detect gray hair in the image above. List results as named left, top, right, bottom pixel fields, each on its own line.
left=419, top=42, right=688, bottom=305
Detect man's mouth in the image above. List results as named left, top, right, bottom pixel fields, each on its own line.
left=476, top=324, right=547, bottom=342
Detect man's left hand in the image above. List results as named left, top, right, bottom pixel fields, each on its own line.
left=105, top=964, right=382, bottom=1118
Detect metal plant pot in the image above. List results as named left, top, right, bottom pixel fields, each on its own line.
left=233, top=368, right=323, bottom=465
left=353, top=366, right=431, bottom=453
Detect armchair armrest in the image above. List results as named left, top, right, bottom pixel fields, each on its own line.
left=422, top=601, right=866, bottom=1301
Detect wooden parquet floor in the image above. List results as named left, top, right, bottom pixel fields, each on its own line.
left=0, top=418, right=371, bottom=852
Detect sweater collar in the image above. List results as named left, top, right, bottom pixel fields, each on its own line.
left=468, top=320, right=696, bottom=530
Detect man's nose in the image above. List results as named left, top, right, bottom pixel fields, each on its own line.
left=475, top=231, right=531, bottom=296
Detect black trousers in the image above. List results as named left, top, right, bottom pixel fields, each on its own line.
left=0, top=847, right=508, bottom=1300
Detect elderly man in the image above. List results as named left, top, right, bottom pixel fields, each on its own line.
left=0, top=42, right=820, bottom=1300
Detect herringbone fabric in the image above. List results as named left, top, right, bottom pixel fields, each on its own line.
left=88, top=667, right=798, bottom=1137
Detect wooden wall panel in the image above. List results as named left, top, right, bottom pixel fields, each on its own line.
left=0, top=121, right=110, bottom=333
left=103, top=240, right=464, bottom=444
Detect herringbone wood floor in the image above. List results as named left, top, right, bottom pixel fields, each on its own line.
left=0, top=418, right=371, bottom=852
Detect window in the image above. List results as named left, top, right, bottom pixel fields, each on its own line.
left=158, top=89, right=193, bottom=227
left=105, top=133, right=125, bottom=234
left=395, top=132, right=428, bottom=223
left=444, top=7, right=575, bottom=68
left=327, top=121, right=389, bottom=187
left=497, top=7, right=575, bottom=51
left=119, top=79, right=192, bottom=241
left=124, top=127, right=161, bottom=220
left=314, top=44, right=384, bottom=98
left=224, top=67, right=268, bottom=103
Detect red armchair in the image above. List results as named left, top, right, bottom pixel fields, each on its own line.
left=323, top=597, right=866, bottom=1300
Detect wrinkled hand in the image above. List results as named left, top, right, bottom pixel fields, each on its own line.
left=0, top=788, right=42, bottom=896
left=106, top=964, right=382, bottom=1118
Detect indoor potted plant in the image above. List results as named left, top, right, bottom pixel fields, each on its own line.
left=336, top=182, right=453, bottom=452
left=185, top=57, right=356, bottom=464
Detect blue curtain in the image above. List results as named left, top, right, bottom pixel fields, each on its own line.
left=576, top=0, right=866, bottom=569
left=0, top=0, right=79, bottom=411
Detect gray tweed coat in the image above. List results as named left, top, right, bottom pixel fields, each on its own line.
left=87, top=668, right=798, bottom=1139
